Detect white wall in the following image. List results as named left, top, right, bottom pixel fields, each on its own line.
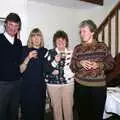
left=0, top=0, right=28, bottom=45
left=28, top=0, right=118, bottom=49
left=0, top=0, right=118, bottom=47
left=28, top=1, right=80, bottom=49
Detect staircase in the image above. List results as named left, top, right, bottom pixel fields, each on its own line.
left=96, top=1, right=120, bottom=57
left=97, top=1, right=120, bottom=86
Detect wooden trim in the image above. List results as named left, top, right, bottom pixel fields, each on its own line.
left=80, top=0, right=103, bottom=5
left=0, top=17, right=5, bottom=19
left=102, top=27, right=105, bottom=42
left=115, top=9, right=119, bottom=55
left=108, top=18, right=111, bottom=51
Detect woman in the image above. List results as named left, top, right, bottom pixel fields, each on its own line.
left=20, top=28, right=54, bottom=120
left=45, top=30, right=74, bottom=120
left=70, top=20, right=115, bottom=120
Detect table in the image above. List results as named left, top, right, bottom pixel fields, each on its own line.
left=103, top=87, right=120, bottom=119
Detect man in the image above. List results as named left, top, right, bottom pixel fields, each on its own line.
left=0, top=13, right=22, bottom=120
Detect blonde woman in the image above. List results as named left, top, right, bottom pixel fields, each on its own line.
left=20, top=28, right=54, bottom=120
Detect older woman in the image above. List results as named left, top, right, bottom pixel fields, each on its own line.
left=45, top=30, right=74, bottom=120
left=20, top=28, right=54, bottom=120
left=70, top=20, right=115, bottom=120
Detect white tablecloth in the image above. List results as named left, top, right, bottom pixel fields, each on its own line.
left=103, top=87, right=120, bottom=119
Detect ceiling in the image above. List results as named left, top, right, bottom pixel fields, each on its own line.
left=29, top=0, right=101, bottom=9
left=28, top=0, right=117, bottom=9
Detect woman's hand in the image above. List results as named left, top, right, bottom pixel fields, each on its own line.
left=55, top=54, right=61, bottom=63
left=52, top=70, right=59, bottom=75
left=80, top=60, right=99, bottom=70
left=90, top=61, right=99, bottom=70
left=28, top=50, right=38, bottom=59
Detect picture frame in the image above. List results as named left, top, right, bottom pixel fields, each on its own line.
left=0, top=18, right=5, bottom=34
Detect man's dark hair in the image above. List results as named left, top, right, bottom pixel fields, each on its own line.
left=5, top=13, right=21, bottom=30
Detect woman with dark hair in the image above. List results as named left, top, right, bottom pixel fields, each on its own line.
left=45, top=30, right=74, bottom=120
left=70, top=20, right=115, bottom=120
left=20, top=28, right=55, bottom=120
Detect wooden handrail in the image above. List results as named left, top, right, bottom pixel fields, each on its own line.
left=95, top=1, right=120, bottom=56
left=97, top=1, right=120, bottom=33
left=98, top=1, right=120, bottom=86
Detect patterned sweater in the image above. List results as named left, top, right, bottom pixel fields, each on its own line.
left=70, top=41, right=115, bottom=87
left=45, top=48, right=74, bottom=84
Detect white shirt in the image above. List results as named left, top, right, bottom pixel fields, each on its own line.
left=4, top=32, right=14, bottom=45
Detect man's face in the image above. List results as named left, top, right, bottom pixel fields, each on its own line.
left=5, top=21, right=20, bottom=37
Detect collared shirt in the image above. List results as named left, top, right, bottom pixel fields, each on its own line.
left=55, top=47, right=67, bottom=54
left=4, top=32, right=14, bottom=45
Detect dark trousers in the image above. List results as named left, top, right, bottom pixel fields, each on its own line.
left=21, top=83, right=46, bottom=120
left=74, top=82, right=106, bottom=120
left=0, top=80, right=21, bottom=120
